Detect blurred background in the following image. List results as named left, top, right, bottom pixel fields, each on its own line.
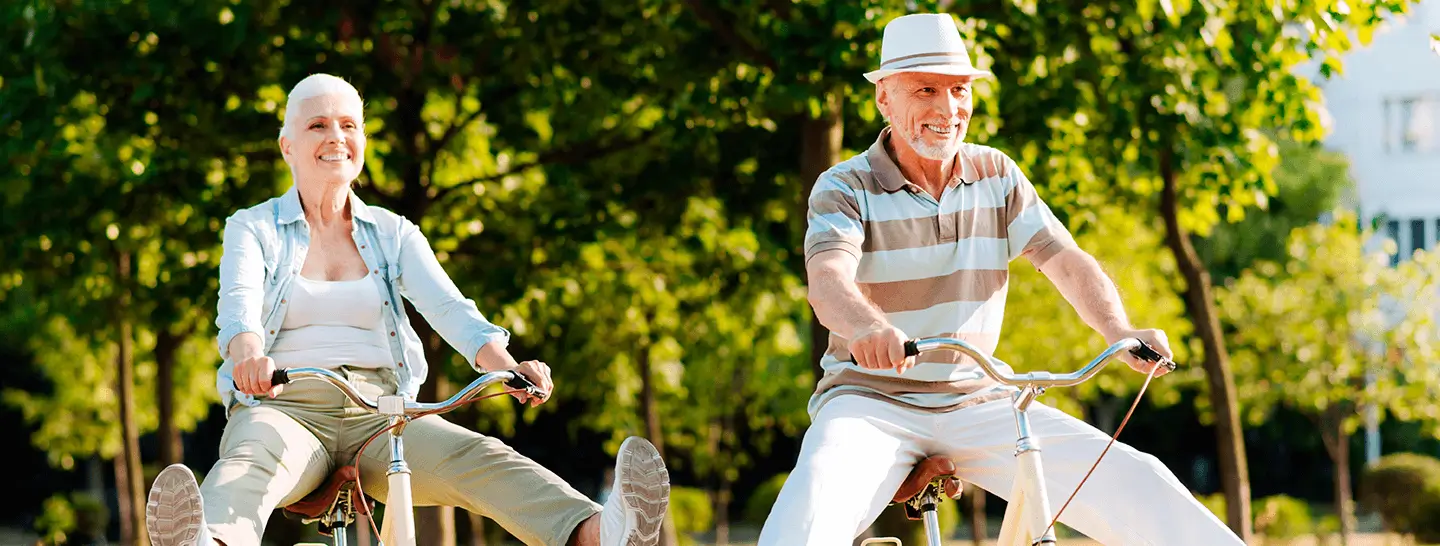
left=5, top=0, right=1440, bottom=544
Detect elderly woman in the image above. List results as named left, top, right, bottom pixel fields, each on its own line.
left=144, top=74, right=669, bottom=546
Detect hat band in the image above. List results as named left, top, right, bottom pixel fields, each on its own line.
left=879, top=52, right=970, bottom=69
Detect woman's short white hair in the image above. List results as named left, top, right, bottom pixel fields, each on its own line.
left=279, top=74, right=364, bottom=139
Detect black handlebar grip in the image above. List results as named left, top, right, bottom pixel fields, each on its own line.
left=1128, top=342, right=1165, bottom=364
left=903, top=340, right=919, bottom=357
left=271, top=369, right=291, bottom=386
left=504, top=371, right=537, bottom=391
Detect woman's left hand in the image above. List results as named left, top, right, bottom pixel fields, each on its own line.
left=510, top=359, right=554, bottom=407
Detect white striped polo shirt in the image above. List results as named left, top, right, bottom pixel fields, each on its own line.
left=804, top=127, right=1078, bottom=418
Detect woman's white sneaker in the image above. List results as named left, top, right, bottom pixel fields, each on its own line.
left=145, top=464, right=210, bottom=546
left=599, top=437, right=670, bottom=546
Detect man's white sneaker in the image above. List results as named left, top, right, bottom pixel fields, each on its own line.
left=145, top=463, right=211, bottom=546
left=599, top=437, right=670, bottom=546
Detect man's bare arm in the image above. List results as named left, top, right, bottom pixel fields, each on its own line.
left=807, top=250, right=886, bottom=338
left=1039, top=247, right=1131, bottom=339
left=807, top=250, right=913, bottom=372
left=1040, top=246, right=1172, bottom=374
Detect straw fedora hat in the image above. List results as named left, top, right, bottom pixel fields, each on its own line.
left=863, top=13, right=993, bottom=83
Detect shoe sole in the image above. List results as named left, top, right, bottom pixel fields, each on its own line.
left=615, top=437, right=670, bottom=546
left=146, top=465, right=205, bottom=546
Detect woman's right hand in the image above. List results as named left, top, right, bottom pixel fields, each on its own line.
left=234, top=355, right=284, bottom=398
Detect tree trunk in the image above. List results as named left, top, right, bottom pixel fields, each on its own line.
left=1321, top=407, right=1356, bottom=545
left=156, top=328, right=183, bottom=466
left=113, top=454, right=134, bottom=544
left=968, top=483, right=986, bottom=544
left=714, top=483, right=732, bottom=546
left=413, top=322, right=457, bottom=546
left=467, top=511, right=488, bottom=546
left=637, top=343, right=665, bottom=457
left=116, top=250, right=148, bottom=545
left=1158, top=148, right=1252, bottom=541
left=636, top=342, right=680, bottom=546
left=799, top=91, right=844, bottom=382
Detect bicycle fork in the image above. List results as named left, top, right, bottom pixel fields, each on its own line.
left=998, top=387, right=1058, bottom=546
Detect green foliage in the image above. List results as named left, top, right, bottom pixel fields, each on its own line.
left=744, top=473, right=790, bottom=526
left=503, top=197, right=811, bottom=480
left=34, top=494, right=75, bottom=545
left=1219, top=214, right=1440, bottom=431
left=1196, top=492, right=1316, bottom=540
left=1, top=1, right=1428, bottom=541
left=1360, top=453, right=1440, bottom=541
left=1, top=0, right=273, bottom=471
left=34, top=491, right=108, bottom=545
left=868, top=494, right=959, bottom=544
left=1197, top=492, right=1227, bottom=522
left=1196, top=141, right=1355, bottom=283
left=1252, top=495, right=1313, bottom=540
left=1001, top=203, right=1197, bottom=413
left=669, top=486, right=715, bottom=537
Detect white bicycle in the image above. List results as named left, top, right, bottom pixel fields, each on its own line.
left=861, top=336, right=1175, bottom=546
left=263, top=367, right=544, bottom=546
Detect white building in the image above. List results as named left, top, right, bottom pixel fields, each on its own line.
left=1315, top=0, right=1440, bottom=264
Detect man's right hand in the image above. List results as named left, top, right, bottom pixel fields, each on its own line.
left=849, top=325, right=915, bottom=373
left=234, top=355, right=283, bottom=398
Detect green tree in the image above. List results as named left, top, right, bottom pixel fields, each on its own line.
left=503, top=197, right=812, bottom=543
left=3, top=2, right=294, bottom=540
left=1218, top=214, right=1440, bottom=541
left=1196, top=141, right=1356, bottom=283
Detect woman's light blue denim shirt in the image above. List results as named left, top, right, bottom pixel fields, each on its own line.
left=214, top=185, right=511, bottom=409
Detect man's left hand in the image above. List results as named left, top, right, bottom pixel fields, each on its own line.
left=1107, top=328, right=1174, bottom=377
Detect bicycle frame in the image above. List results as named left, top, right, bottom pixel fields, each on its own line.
left=270, top=367, right=542, bottom=546
left=864, top=336, right=1173, bottom=546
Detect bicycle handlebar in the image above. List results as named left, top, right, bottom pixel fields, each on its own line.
left=904, top=336, right=1177, bottom=388
left=259, top=367, right=545, bottom=417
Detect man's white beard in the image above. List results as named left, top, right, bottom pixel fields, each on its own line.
left=899, top=129, right=962, bottom=160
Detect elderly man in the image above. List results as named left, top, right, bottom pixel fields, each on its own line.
left=756, top=14, right=1244, bottom=545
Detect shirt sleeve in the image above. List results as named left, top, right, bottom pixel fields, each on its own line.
left=215, top=214, right=266, bottom=360
left=804, top=169, right=866, bottom=263
left=393, top=216, right=511, bottom=370
left=1003, top=157, right=1077, bottom=269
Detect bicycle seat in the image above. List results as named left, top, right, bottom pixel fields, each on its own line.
left=892, top=456, right=961, bottom=504
left=283, top=465, right=372, bottom=519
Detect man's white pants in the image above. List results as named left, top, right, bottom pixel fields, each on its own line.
left=757, top=395, right=1242, bottom=545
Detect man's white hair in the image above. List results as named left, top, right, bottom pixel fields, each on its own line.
left=279, top=74, right=364, bottom=139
